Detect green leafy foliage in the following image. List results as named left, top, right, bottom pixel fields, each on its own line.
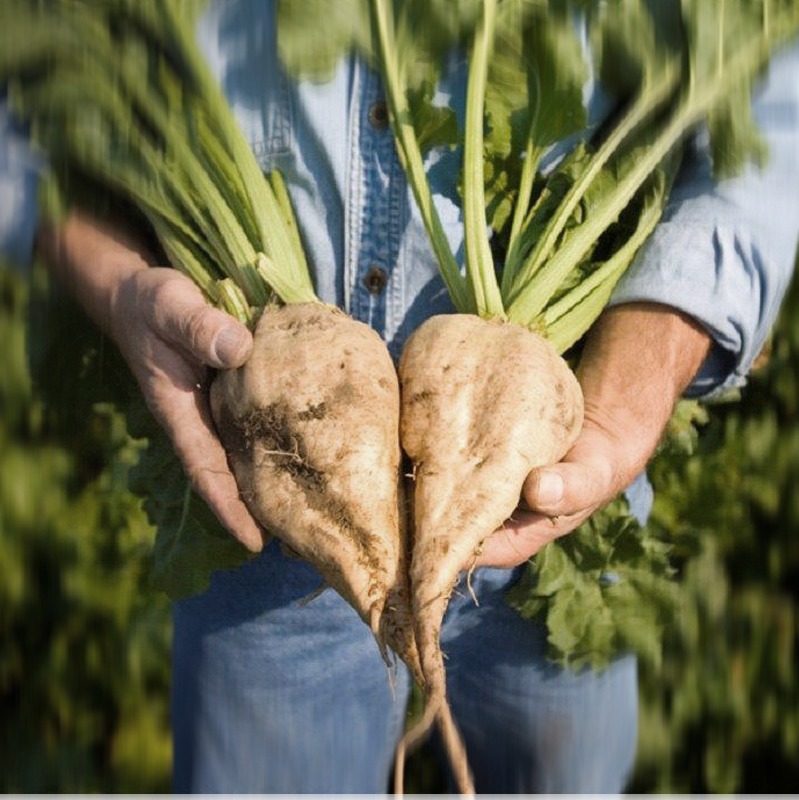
left=588, top=0, right=682, bottom=98
left=0, top=264, right=171, bottom=792
left=1, top=0, right=332, bottom=599
left=483, top=3, right=588, bottom=235
left=361, top=0, right=799, bottom=357
left=126, top=402, right=252, bottom=598
left=277, top=0, right=474, bottom=152
left=629, top=265, right=799, bottom=793
left=3, top=0, right=798, bottom=791
left=508, top=498, right=678, bottom=670
left=276, top=0, right=371, bottom=81
left=681, top=0, right=770, bottom=177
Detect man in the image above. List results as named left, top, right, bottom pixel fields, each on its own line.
left=3, top=1, right=798, bottom=792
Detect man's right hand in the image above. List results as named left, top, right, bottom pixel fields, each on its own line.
left=38, top=212, right=265, bottom=552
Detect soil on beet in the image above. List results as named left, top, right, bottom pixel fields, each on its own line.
left=215, top=397, right=386, bottom=575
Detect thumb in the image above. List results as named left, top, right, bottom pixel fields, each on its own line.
left=521, top=456, right=615, bottom=518
left=151, top=273, right=254, bottom=369
left=522, top=469, right=565, bottom=514
left=205, top=318, right=253, bottom=369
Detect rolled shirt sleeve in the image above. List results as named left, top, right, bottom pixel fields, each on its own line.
left=609, top=38, right=799, bottom=397
left=0, top=101, right=42, bottom=270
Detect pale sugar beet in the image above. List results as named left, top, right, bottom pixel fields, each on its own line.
left=211, top=302, right=420, bottom=677
left=398, top=313, right=584, bottom=793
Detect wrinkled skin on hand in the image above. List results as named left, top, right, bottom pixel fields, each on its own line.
left=112, top=267, right=264, bottom=551
left=38, top=212, right=264, bottom=551
left=476, top=303, right=712, bottom=569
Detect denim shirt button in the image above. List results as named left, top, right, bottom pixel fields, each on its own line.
left=363, top=265, right=388, bottom=294
left=367, top=101, right=389, bottom=130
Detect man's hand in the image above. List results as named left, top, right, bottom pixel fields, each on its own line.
left=38, top=212, right=265, bottom=552
left=476, top=303, right=713, bottom=569
left=112, top=268, right=264, bottom=551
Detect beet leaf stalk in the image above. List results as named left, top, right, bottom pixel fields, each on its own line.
left=373, top=0, right=799, bottom=349
left=0, top=0, right=317, bottom=322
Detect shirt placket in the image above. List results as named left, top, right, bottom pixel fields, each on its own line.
left=345, top=63, right=405, bottom=338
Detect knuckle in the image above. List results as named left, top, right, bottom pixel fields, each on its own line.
left=143, top=273, right=182, bottom=329
left=149, top=270, right=189, bottom=310
left=148, top=274, right=214, bottom=355
left=181, top=303, right=214, bottom=353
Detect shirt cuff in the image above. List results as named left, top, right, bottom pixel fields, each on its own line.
left=0, top=102, right=42, bottom=270
left=608, top=38, right=799, bottom=398
left=608, top=221, right=781, bottom=397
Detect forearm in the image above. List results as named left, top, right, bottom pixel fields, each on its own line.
left=35, top=211, right=153, bottom=339
left=576, top=301, right=712, bottom=478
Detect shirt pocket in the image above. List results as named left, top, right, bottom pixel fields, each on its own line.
left=242, top=71, right=294, bottom=169
left=200, top=0, right=294, bottom=167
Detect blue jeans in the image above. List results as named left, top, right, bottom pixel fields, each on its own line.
left=172, top=541, right=638, bottom=793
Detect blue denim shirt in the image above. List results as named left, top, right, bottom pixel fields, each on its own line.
left=2, top=0, right=798, bottom=392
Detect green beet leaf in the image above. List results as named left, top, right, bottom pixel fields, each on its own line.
left=507, top=498, right=678, bottom=670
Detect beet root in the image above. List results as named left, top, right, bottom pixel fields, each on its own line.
left=398, top=313, right=584, bottom=793
left=210, top=302, right=420, bottom=676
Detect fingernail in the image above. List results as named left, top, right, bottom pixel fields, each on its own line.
left=537, top=471, right=564, bottom=507
left=213, top=326, right=250, bottom=367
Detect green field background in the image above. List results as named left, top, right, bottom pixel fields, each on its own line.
left=1, top=259, right=797, bottom=793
